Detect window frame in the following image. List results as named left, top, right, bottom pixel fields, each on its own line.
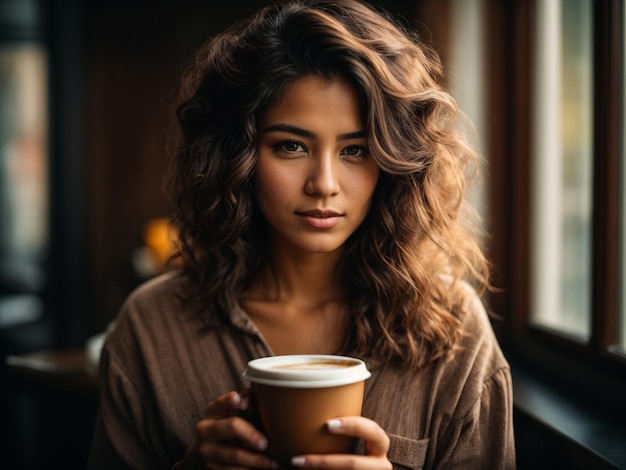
left=485, top=0, right=626, bottom=407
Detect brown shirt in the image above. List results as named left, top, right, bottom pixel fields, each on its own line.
left=88, top=272, right=515, bottom=469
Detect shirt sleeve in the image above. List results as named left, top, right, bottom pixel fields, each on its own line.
left=88, top=345, right=171, bottom=470
left=436, top=367, right=516, bottom=470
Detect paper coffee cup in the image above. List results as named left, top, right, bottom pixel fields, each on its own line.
left=243, top=355, right=371, bottom=463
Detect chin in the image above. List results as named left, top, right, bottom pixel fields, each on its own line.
left=292, top=239, right=346, bottom=255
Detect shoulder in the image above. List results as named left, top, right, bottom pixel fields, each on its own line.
left=115, top=271, right=195, bottom=326
left=105, top=271, right=200, bottom=355
left=443, top=277, right=511, bottom=398
left=426, top=276, right=510, bottom=396
left=123, top=270, right=186, bottom=309
left=440, top=276, right=497, bottom=347
left=412, top=278, right=511, bottom=425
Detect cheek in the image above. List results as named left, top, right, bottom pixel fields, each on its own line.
left=254, top=159, right=297, bottom=210
left=351, top=167, right=380, bottom=207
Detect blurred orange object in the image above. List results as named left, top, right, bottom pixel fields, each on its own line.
left=142, top=218, right=178, bottom=269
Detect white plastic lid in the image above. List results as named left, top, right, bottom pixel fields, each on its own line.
left=243, top=355, right=371, bottom=388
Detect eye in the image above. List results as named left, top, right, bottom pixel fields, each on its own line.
left=273, top=140, right=306, bottom=153
left=340, top=144, right=368, bottom=159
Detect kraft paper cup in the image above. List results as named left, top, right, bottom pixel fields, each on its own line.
left=243, top=354, right=371, bottom=463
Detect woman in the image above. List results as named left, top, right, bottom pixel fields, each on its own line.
left=89, top=0, right=515, bottom=469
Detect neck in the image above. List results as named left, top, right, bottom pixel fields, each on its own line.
left=246, top=245, right=345, bottom=307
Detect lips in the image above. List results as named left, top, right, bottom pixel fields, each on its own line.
left=295, top=209, right=343, bottom=229
left=297, top=209, right=342, bottom=218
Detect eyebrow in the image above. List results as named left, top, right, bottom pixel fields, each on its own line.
left=262, top=123, right=367, bottom=141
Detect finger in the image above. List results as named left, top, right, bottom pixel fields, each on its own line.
left=204, top=391, right=245, bottom=419
left=290, top=454, right=391, bottom=469
left=197, top=415, right=268, bottom=452
left=289, top=418, right=392, bottom=469
left=238, top=387, right=251, bottom=402
left=203, top=442, right=277, bottom=470
left=325, top=417, right=390, bottom=457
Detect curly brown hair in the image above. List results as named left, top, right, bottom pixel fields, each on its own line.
left=170, top=0, right=491, bottom=369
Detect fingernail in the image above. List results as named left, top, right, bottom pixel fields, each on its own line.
left=291, top=456, right=306, bottom=466
left=231, top=392, right=241, bottom=406
left=327, top=419, right=342, bottom=430
left=257, top=437, right=267, bottom=451
left=240, top=396, right=249, bottom=410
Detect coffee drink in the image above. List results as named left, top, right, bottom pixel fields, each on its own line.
left=272, top=360, right=355, bottom=370
left=243, top=355, right=371, bottom=463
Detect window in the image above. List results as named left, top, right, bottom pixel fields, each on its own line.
left=531, top=0, right=593, bottom=340
left=447, top=0, right=487, bottom=221
left=0, top=43, right=48, bottom=328
left=485, top=0, right=626, bottom=390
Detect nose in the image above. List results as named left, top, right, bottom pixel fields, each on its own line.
left=304, top=152, right=340, bottom=198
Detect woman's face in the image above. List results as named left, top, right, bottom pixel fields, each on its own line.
left=255, top=75, right=380, bottom=256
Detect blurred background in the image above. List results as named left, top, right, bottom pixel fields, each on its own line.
left=1, top=0, right=625, bottom=469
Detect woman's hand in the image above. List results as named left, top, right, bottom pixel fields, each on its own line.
left=194, top=391, right=278, bottom=469
left=290, top=417, right=391, bottom=469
